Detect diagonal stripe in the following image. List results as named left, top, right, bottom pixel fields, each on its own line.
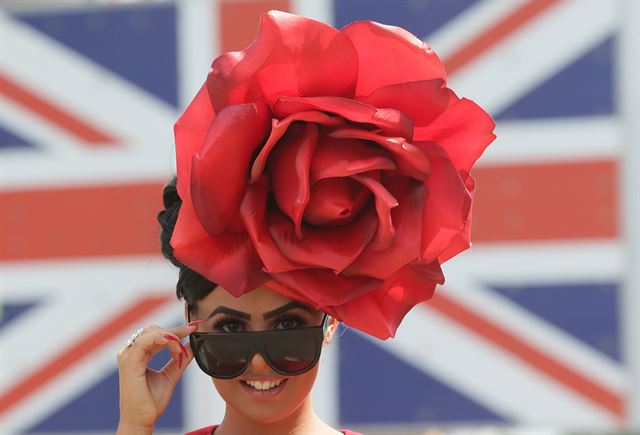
left=426, top=292, right=624, bottom=417
left=443, top=0, right=561, bottom=76
left=0, top=73, right=117, bottom=145
left=0, top=294, right=172, bottom=416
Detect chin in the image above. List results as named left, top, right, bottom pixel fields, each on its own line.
left=213, top=365, right=320, bottom=424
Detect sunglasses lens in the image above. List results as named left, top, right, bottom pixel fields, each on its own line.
left=195, top=337, right=248, bottom=377
left=265, top=332, right=318, bottom=373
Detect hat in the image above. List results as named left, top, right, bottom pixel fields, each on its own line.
left=171, top=10, right=496, bottom=339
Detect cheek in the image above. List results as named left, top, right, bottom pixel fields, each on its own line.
left=286, top=364, right=319, bottom=402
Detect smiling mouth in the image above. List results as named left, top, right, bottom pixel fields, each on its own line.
left=240, top=379, right=288, bottom=396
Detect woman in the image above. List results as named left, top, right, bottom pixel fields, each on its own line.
left=117, top=10, right=495, bottom=435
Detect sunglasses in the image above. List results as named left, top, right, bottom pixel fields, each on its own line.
left=189, top=313, right=330, bottom=379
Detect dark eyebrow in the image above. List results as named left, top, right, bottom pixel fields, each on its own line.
left=263, top=301, right=314, bottom=319
left=207, top=306, right=251, bottom=320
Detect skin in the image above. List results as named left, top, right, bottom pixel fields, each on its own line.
left=117, top=285, right=340, bottom=435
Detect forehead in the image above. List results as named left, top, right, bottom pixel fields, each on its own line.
left=196, top=285, right=299, bottom=315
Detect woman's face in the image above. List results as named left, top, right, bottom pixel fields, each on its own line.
left=190, top=285, right=332, bottom=424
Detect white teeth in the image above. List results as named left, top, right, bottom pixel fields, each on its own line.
left=244, top=379, right=284, bottom=390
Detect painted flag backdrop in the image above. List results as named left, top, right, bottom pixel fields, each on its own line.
left=1, top=1, right=638, bottom=434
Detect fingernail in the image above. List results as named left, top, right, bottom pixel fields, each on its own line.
left=188, top=320, right=204, bottom=327
left=179, top=353, right=183, bottom=370
left=178, top=341, right=188, bottom=356
left=162, top=333, right=178, bottom=342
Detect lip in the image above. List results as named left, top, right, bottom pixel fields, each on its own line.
left=240, top=378, right=288, bottom=398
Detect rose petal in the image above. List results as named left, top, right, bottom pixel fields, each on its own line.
left=415, top=142, right=473, bottom=263
left=268, top=205, right=378, bottom=273
left=303, top=177, right=370, bottom=226
left=344, top=175, right=424, bottom=279
left=171, top=195, right=267, bottom=295
left=175, top=84, right=216, bottom=199
left=333, top=261, right=444, bottom=339
left=359, top=79, right=457, bottom=127
left=329, top=128, right=431, bottom=180
left=268, top=269, right=383, bottom=306
left=415, top=97, right=496, bottom=174
left=191, top=102, right=271, bottom=236
left=310, top=132, right=396, bottom=182
left=351, top=174, right=398, bottom=251
left=251, top=110, right=342, bottom=182
left=340, top=20, right=446, bottom=97
left=269, top=123, right=318, bottom=238
left=207, top=11, right=358, bottom=112
left=240, top=176, right=305, bottom=273
left=273, top=95, right=413, bottom=139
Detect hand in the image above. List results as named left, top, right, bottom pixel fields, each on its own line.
left=116, top=321, right=202, bottom=434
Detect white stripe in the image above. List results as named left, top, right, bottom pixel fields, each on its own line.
left=446, top=240, right=622, bottom=285
left=363, top=306, right=619, bottom=427
left=425, top=0, right=526, bottom=58
left=0, top=256, right=176, bottom=300
left=0, top=151, right=173, bottom=189
left=176, top=0, right=218, bottom=109
left=448, top=0, right=618, bottom=116
left=617, top=0, right=640, bottom=427
left=479, top=116, right=620, bottom=166
left=292, top=0, right=335, bottom=26
left=312, top=331, right=339, bottom=427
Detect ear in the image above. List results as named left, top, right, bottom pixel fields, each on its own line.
left=323, top=317, right=340, bottom=346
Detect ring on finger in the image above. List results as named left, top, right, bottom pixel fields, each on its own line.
left=126, top=328, right=144, bottom=347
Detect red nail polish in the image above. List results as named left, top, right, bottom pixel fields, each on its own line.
left=188, top=320, right=204, bottom=327
left=162, top=333, right=177, bottom=342
left=178, top=342, right=188, bottom=356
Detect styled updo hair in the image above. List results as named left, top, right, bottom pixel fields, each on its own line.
left=157, top=177, right=217, bottom=310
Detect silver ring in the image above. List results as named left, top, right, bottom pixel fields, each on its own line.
left=126, top=328, right=144, bottom=347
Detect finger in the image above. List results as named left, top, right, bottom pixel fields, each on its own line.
left=159, top=339, right=194, bottom=384
left=120, top=330, right=186, bottom=377
left=167, top=320, right=205, bottom=339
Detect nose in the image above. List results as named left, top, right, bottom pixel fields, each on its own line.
left=249, top=352, right=269, bottom=370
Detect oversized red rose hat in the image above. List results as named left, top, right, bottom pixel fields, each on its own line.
left=172, top=10, right=496, bottom=339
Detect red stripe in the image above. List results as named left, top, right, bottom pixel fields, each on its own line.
left=0, top=182, right=163, bottom=261
left=472, top=160, right=618, bottom=242
left=219, top=0, right=290, bottom=53
left=0, top=160, right=617, bottom=261
left=0, top=295, right=172, bottom=416
left=426, top=292, right=624, bottom=417
left=443, top=0, right=561, bottom=75
left=0, top=73, right=118, bottom=145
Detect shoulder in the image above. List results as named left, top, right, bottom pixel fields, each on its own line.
left=184, top=425, right=217, bottom=435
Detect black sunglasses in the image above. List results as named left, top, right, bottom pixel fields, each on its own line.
left=189, top=314, right=330, bottom=379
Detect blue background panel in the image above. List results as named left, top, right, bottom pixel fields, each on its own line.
left=338, top=329, right=505, bottom=424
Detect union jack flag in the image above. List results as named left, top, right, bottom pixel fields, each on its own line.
left=0, top=1, right=633, bottom=433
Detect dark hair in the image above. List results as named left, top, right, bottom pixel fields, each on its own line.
left=157, top=177, right=217, bottom=310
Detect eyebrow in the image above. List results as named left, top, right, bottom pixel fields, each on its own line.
left=207, top=306, right=251, bottom=320
left=262, top=301, right=313, bottom=319
left=206, top=301, right=313, bottom=321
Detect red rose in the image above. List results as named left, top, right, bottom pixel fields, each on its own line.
left=172, top=11, right=495, bottom=339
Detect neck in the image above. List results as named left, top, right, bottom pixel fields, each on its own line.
left=216, top=396, right=335, bottom=435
